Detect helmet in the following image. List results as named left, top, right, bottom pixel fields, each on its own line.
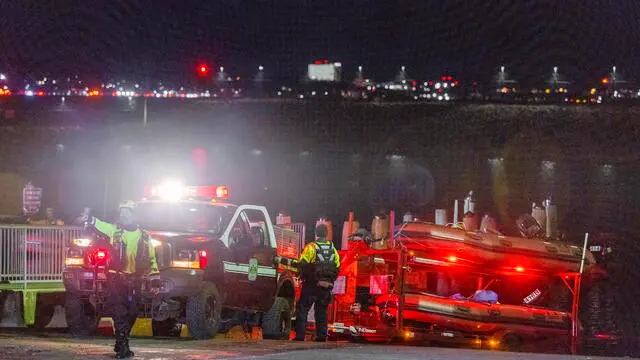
left=119, top=200, right=137, bottom=210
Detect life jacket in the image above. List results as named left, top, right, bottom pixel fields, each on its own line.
left=313, top=241, right=338, bottom=282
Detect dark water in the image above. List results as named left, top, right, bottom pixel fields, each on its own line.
left=2, top=97, right=640, bottom=354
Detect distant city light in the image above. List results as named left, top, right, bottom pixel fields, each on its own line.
left=258, top=65, right=264, bottom=71
left=500, top=66, right=505, bottom=73
left=401, top=66, right=406, bottom=72
left=358, top=65, right=363, bottom=72
left=0, top=74, right=6, bottom=80
left=541, top=160, right=556, bottom=174
left=219, top=66, right=224, bottom=72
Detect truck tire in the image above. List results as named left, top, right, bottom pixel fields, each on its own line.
left=186, top=283, right=221, bottom=340
left=262, top=297, right=292, bottom=340
left=64, top=294, right=98, bottom=336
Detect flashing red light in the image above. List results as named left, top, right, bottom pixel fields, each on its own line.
left=88, top=248, right=109, bottom=265
left=324, top=59, right=329, bottom=64
left=447, top=76, right=453, bottom=81
left=515, top=266, right=524, bottom=272
left=454, top=81, right=459, bottom=86
left=314, top=61, right=322, bottom=65
left=601, top=78, right=609, bottom=84
left=428, top=81, right=433, bottom=86
left=447, top=256, right=457, bottom=263
left=199, top=250, right=208, bottom=269
left=441, top=76, right=447, bottom=81
left=215, top=186, right=229, bottom=199
left=144, top=183, right=229, bottom=200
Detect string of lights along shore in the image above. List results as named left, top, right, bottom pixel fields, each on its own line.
left=0, top=63, right=635, bottom=104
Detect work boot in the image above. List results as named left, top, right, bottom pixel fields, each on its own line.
left=115, top=349, right=135, bottom=359
left=115, top=342, right=134, bottom=359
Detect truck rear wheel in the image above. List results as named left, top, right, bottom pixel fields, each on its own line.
left=64, top=293, right=98, bottom=336
left=262, top=297, right=292, bottom=340
left=186, top=283, right=221, bottom=340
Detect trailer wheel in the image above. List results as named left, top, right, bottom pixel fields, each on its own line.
left=64, top=293, right=98, bottom=336
left=186, top=283, right=221, bottom=340
left=501, top=334, right=522, bottom=352
left=262, top=297, right=292, bottom=340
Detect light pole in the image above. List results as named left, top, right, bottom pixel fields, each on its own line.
left=498, top=66, right=506, bottom=88
left=255, top=65, right=265, bottom=96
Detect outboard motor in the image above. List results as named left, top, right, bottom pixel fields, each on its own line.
left=517, top=214, right=544, bottom=238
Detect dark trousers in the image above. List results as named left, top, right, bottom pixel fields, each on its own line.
left=294, top=283, right=332, bottom=340
left=107, top=274, right=140, bottom=350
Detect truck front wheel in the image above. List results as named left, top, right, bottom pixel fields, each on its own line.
left=186, top=283, right=221, bottom=340
left=262, top=297, right=292, bottom=340
left=64, top=293, right=98, bottom=336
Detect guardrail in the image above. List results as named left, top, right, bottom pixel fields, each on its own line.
left=0, top=225, right=82, bottom=284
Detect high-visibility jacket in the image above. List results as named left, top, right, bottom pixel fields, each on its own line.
left=298, top=239, right=340, bottom=283
left=94, top=218, right=158, bottom=275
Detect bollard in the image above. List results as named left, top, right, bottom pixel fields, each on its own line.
left=0, top=292, right=24, bottom=327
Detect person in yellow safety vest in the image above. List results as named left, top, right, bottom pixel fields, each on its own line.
left=80, top=200, right=159, bottom=359
left=293, top=223, right=341, bottom=342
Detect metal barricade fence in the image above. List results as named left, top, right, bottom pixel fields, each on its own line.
left=273, top=222, right=306, bottom=259
left=289, top=222, right=306, bottom=250
left=0, top=225, right=83, bottom=283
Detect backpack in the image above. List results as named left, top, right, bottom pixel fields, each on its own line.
left=313, top=241, right=338, bottom=282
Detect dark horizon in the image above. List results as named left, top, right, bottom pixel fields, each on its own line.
left=1, top=1, right=639, bottom=86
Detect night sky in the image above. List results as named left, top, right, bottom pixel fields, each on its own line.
left=1, top=1, right=640, bottom=85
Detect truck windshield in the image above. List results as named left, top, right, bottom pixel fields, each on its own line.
left=136, top=202, right=235, bottom=234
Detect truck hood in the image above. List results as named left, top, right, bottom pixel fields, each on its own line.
left=147, top=230, right=215, bottom=245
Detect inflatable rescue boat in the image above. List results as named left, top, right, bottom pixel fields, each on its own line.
left=376, top=291, right=571, bottom=333
left=398, top=222, right=595, bottom=274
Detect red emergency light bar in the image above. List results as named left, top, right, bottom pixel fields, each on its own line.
left=144, top=183, right=229, bottom=201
